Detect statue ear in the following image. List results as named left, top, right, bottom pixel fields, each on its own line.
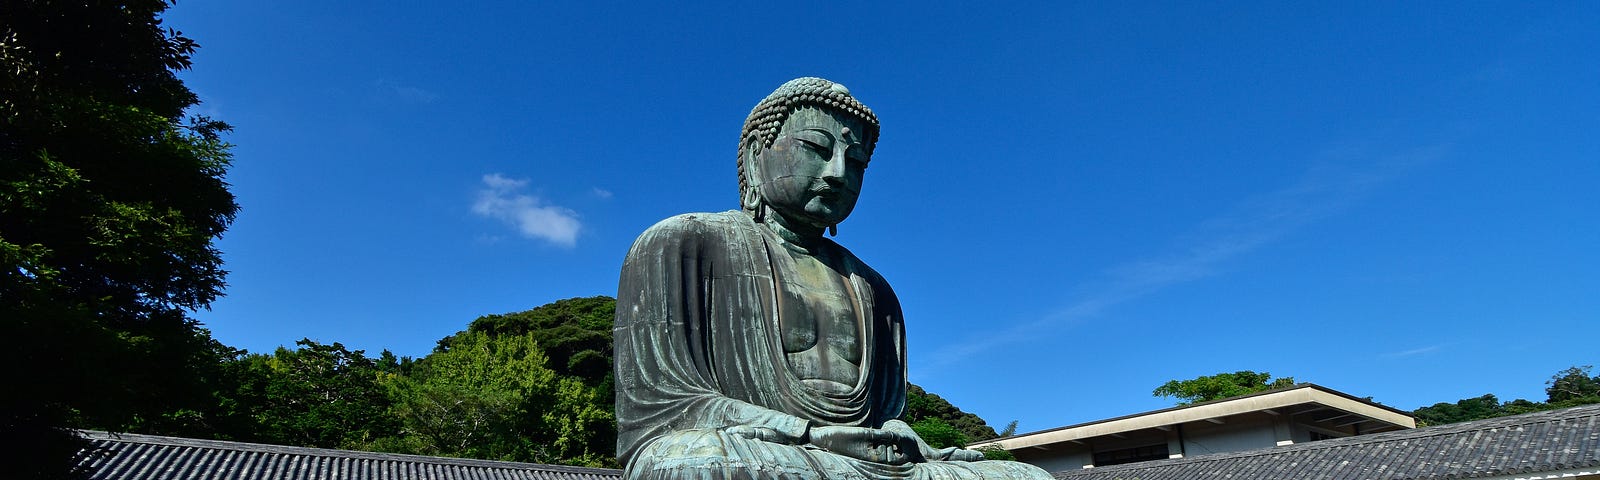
left=744, top=138, right=764, bottom=164
left=740, top=138, right=765, bottom=214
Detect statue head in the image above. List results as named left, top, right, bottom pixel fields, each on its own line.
left=738, top=77, right=880, bottom=228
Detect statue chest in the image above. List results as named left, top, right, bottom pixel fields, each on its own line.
left=774, top=253, right=866, bottom=392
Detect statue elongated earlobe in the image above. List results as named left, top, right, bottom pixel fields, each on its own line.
left=740, top=141, right=766, bottom=220
left=829, top=225, right=837, bottom=236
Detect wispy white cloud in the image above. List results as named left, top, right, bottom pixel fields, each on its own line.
left=472, top=174, right=581, bottom=247
left=592, top=187, right=614, bottom=199
left=376, top=79, right=438, bottom=104
left=921, top=144, right=1449, bottom=370
left=1381, top=345, right=1443, bottom=358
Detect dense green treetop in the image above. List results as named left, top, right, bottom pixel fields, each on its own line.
left=460, top=295, right=616, bottom=381
left=1546, top=366, right=1600, bottom=404
left=379, top=330, right=614, bottom=466
left=227, top=340, right=401, bottom=449
left=904, top=383, right=1002, bottom=442
left=1152, top=371, right=1297, bottom=405
left=2, top=1, right=236, bottom=478
left=1415, top=365, right=1600, bottom=426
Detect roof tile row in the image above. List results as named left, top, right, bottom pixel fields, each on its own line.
left=75, top=431, right=623, bottom=480
left=1053, top=404, right=1600, bottom=480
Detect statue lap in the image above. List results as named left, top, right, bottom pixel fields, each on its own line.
left=627, top=429, right=1051, bottom=480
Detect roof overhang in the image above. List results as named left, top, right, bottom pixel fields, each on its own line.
left=970, top=384, right=1415, bottom=450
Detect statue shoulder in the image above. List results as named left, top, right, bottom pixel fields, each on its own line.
left=627, top=211, right=756, bottom=254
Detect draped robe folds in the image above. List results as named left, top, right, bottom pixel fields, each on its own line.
left=614, top=211, right=1051, bottom=480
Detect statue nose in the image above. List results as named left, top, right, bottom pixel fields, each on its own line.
left=821, top=148, right=848, bottom=183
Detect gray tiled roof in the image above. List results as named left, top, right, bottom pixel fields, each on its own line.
left=75, top=430, right=623, bottom=480
left=1052, top=403, right=1600, bottom=480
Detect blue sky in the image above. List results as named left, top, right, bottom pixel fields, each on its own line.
left=167, top=2, right=1599, bottom=434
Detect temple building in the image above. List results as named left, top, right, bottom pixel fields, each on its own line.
left=967, top=384, right=1416, bottom=472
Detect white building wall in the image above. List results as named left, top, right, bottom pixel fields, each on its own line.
left=1016, top=449, right=1093, bottom=473
left=1177, top=415, right=1279, bottom=455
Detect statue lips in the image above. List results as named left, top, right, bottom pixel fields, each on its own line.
left=813, top=181, right=860, bottom=199
left=811, top=184, right=855, bottom=212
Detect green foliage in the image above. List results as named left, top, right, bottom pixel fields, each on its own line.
left=909, top=417, right=970, bottom=449
left=463, top=296, right=616, bottom=381
left=2, top=1, right=235, bottom=476
left=1152, top=371, right=1297, bottom=405
left=225, top=340, right=400, bottom=449
left=1546, top=366, right=1600, bottom=403
left=903, top=383, right=1000, bottom=442
left=998, top=420, right=1019, bottom=437
left=1413, top=365, right=1600, bottom=426
left=1413, top=394, right=1516, bottom=426
left=977, top=444, right=1016, bottom=461
left=459, top=296, right=618, bottom=465
left=376, top=330, right=614, bottom=466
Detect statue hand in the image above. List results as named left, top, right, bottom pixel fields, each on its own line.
left=807, top=425, right=919, bottom=465
left=934, top=447, right=987, bottom=462
left=726, top=425, right=800, bottom=444
left=879, top=420, right=986, bottom=462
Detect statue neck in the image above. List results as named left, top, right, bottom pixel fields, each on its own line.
left=761, top=206, right=826, bottom=252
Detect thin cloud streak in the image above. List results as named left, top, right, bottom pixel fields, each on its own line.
left=920, top=144, right=1449, bottom=372
left=376, top=79, right=438, bottom=104
left=472, top=173, right=581, bottom=247
left=1381, top=345, right=1443, bottom=358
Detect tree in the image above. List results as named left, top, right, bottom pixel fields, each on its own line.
left=1411, top=365, right=1600, bottom=426
left=455, top=296, right=619, bottom=463
left=1546, top=366, right=1600, bottom=404
left=976, top=445, right=1016, bottom=461
left=997, top=420, right=1019, bottom=438
left=378, top=330, right=614, bottom=466
left=1412, top=394, right=1511, bottom=426
left=909, top=417, right=970, bottom=450
left=2, top=1, right=235, bottom=477
left=463, top=296, right=616, bottom=380
left=903, top=383, right=1000, bottom=442
left=1152, top=371, right=1297, bottom=405
left=227, top=340, right=400, bottom=449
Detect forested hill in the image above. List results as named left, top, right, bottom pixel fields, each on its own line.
left=458, top=295, right=617, bottom=382
left=153, top=296, right=1010, bottom=467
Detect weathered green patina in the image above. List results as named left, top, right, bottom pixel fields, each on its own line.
left=614, top=77, right=1050, bottom=480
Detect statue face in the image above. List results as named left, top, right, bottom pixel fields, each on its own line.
left=753, top=106, right=871, bottom=228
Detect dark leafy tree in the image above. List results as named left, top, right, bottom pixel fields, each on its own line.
left=1413, top=394, right=1511, bottom=426
left=997, top=420, right=1019, bottom=437
left=377, top=330, right=614, bottom=467
left=1412, top=365, right=1600, bottom=426
left=903, top=383, right=1000, bottom=442
left=2, top=1, right=234, bottom=477
left=449, top=296, right=619, bottom=462
left=909, top=417, right=970, bottom=449
left=1152, top=371, right=1297, bottom=405
left=976, top=444, right=1016, bottom=461
left=462, top=296, right=616, bottom=380
left=1546, top=366, right=1600, bottom=404
left=227, top=340, right=400, bottom=449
